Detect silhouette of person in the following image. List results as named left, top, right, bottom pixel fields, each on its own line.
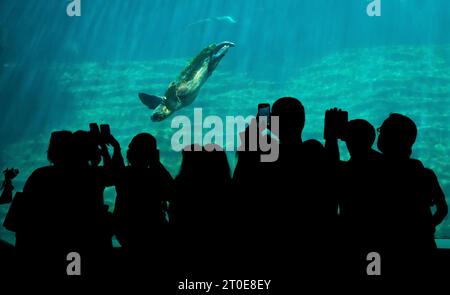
left=71, top=128, right=123, bottom=254
left=344, top=119, right=382, bottom=162
left=3, top=130, right=77, bottom=277
left=0, top=168, right=19, bottom=204
left=173, top=144, right=232, bottom=273
left=113, top=132, right=174, bottom=280
left=233, top=98, right=337, bottom=281
left=69, top=130, right=120, bottom=265
left=232, top=118, right=269, bottom=210
left=376, top=113, right=448, bottom=277
left=271, top=97, right=337, bottom=234
left=272, top=98, right=338, bottom=283
left=4, top=129, right=121, bottom=278
left=331, top=118, right=384, bottom=276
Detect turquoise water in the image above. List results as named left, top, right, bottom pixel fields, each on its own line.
left=0, top=0, right=449, bottom=244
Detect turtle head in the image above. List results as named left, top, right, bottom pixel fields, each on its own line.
left=208, top=41, right=235, bottom=72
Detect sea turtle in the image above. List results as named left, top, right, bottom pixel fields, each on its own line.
left=139, top=41, right=235, bottom=122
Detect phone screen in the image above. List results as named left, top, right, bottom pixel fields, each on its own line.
left=258, top=106, right=270, bottom=117
left=258, top=104, right=271, bottom=130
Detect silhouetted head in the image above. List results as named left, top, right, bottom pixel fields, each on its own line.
left=178, top=144, right=231, bottom=186
left=344, top=119, right=376, bottom=158
left=73, top=130, right=101, bottom=166
left=302, top=139, right=326, bottom=161
left=203, top=144, right=231, bottom=182
left=208, top=41, right=235, bottom=73
left=179, top=144, right=203, bottom=173
left=271, top=97, right=305, bottom=144
left=377, top=113, right=417, bottom=159
left=127, top=133, right=159, bottom=168
left=47, top=131, right=73, bottom=167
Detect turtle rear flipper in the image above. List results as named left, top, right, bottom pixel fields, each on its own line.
left=139, top=93, right=164, bottom=109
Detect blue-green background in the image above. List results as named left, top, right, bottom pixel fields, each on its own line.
left=1, top=0, right=449, bottom=244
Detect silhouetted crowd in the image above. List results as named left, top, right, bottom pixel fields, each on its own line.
left=0, top=97, right=448, bottom=285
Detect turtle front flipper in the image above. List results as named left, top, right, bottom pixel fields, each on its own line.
left=138, top=93, right=164, bottom=109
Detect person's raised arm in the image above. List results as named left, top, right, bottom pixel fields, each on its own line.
left=324, top=108, right=343, bottom=163
left=101, top=133, right=125, bottom=186
left=106, top=134, right=125, bottom=169
left=99, top=141, right=111, bottom=167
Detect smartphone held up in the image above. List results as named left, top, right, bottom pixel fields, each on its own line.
left=324, top=108, right=348, bottom=140
left=89, top=123, right=111, bottom=144
left=257, top=103, right=271, bottom=129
